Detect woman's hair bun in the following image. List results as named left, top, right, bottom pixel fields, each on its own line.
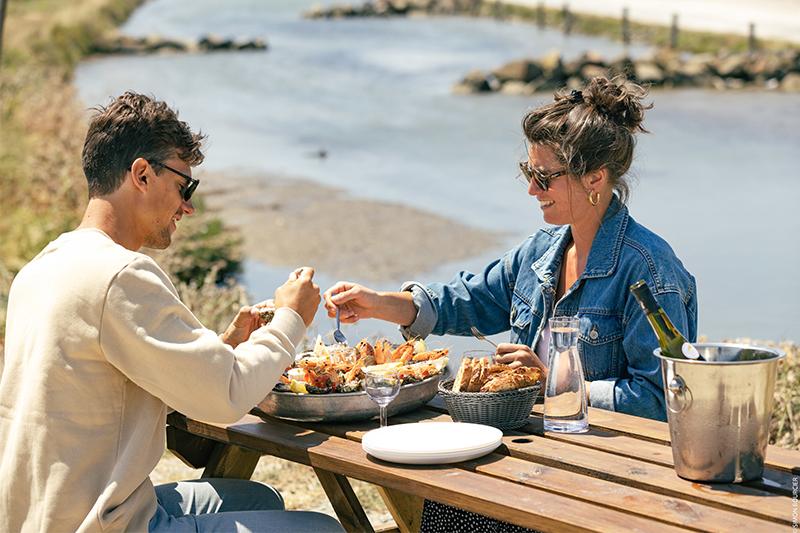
left=581, top=76, right=651, bottom=133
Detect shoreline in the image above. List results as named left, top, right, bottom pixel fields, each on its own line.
left=197, top=170, right=506, bottom=283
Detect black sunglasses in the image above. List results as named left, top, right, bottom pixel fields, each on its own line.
left=518, top=161, right=567, bottom=191
left=153, top=162, right=199, bottom=202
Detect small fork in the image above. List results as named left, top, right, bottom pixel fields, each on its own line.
left=333, top=308, right=347, bottom=345
left=470, top=326, right=498, bottom=349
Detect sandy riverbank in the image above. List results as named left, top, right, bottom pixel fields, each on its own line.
left=197, top=171, right=505, bottom=282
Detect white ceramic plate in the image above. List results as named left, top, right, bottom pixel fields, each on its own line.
left=362, top=422, right=502, bottom=464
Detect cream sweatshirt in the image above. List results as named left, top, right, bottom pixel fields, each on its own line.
left=0, top=229, right=306, bottom=532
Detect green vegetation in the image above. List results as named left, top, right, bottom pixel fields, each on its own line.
left=770, top=342, right=799, bottom=450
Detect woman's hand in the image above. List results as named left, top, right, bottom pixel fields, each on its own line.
left=323, top=282, right=418, bottom=326
left=493, top=343, right=547, bottom=374
left=323, top=282, right=383, bottom=324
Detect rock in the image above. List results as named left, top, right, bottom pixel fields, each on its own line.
left=652, top=48, right=682, bottom=77
left=199, top=35, right=234, bottom=51
left=389, top=0, right=410, bottom=14
left=564, top=50, right=606, bottom=76
left=579, top=64, right=608, bottom=82
left=748, top=52, right=787, bottom=79
left=724, top=78, right=746, bottom=89
left=608, top=55, right=636, bottom=79
left=453, top=69, right=493, bottom=93
left=485, top=73, right=501, bottom=92
left=634, top=61, right=665, bottom=85
left=566, top=76, right=584, bottom=90
left=235, top=38, right=268, bottom=51
left=499, top=81, right=535, bottom=96
left=780, top=72, right=800, bottom=92
left=712, top=53, right=751, bottom=80
left=678, top=55, right=710, bottom=77
left=539, top=50, right=567, bottom=84
left=305, top=4, right=326, bottom=18
left=432, top=0, right=458, bottom=14
left=711, top=76, right=728, bottom=90
left=491, top=59, right=544, bottom=83
left=372, top=0, right=391, bottom=15
left=144, top=35, right=187, bottom=52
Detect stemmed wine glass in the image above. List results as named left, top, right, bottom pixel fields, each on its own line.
left=364, top=369, right=401, bottom=427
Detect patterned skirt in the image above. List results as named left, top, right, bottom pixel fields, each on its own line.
left=420, top=500, right=538, bottom=533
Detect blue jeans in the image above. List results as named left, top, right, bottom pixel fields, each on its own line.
left=149, top=478, right=344, bottom=532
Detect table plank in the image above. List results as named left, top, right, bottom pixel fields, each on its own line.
left=463, top=453, right=787, bottom=532
left=531, top=405, right=800, bottom=473
left=503, top=434, right=793, bottom=525
left=309, top=439, right=686, bottom=533
left=518, top=416, right=795, bottom=496
left=168, top=412, right=326, bottom=466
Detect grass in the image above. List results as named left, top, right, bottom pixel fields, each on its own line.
left=769, top=341, right=799, bottom=450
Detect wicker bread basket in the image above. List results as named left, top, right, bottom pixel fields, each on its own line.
left=438, top=379, right=540, bottom=430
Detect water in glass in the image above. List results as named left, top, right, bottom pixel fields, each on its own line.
left=544, top=316, right=589, bottom=433
left=365, top=370, right=401, bottom=427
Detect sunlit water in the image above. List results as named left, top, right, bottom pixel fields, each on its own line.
left=75, top=0, right=800, bottom=349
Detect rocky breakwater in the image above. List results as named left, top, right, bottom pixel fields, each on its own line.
left=305, top=0, right=484, bottom=18
left=455, top=49, right=800, bottom=95
left=91, top=34, right=268, bottom=56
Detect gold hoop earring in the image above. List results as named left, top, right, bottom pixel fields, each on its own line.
left=588, top=191, right=600, bottom=206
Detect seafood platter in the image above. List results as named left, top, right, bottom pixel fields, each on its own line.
left=254, top=337, right=449, bottom=422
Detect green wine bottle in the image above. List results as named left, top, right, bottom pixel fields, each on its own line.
left=629, top=280, right=699, bottom=360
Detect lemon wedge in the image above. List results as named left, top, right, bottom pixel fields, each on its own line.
left=289, top=380, right=308, bottom=394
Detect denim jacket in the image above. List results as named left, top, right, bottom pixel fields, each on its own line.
left=402, top=196, right=697, bottom=421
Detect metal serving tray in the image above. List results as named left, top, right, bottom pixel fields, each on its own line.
left=253, top=374, right=441, bottom=423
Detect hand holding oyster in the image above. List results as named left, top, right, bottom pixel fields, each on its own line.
left=253, top=300, right=276, bottom=324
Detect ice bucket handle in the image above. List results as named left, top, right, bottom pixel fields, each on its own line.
left=666, top=375, right=692, bottom=413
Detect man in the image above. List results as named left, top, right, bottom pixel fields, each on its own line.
left=0, top=92, right=342, bottom=532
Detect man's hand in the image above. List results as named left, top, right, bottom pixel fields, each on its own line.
left=274, top=267, right=320, bottom=327
left=220, top=299, right=273, bottom=348
left=493, top=343, right=548, bottom=374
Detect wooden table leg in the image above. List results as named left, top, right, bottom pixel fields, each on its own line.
left=201, top=442, right=261, bottom=479
left=313, top=467, right=375, bottom=533
left=166, top=425, right=217, bottom=469
left=376, top=488, right=423, bottom=533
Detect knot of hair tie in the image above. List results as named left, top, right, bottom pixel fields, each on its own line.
left=569, top=89, right=584, bottom=103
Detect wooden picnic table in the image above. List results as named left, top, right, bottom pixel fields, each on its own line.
left=166, top=399, right=799, bottom=532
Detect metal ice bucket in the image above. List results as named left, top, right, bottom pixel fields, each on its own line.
left=654, top=343, right=785, bottom=483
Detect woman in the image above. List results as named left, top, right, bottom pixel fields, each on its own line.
left=323, top=76, right=697, bottom=529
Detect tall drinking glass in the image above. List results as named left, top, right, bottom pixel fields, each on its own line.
left=365, top=369, right=401, bottom=427
left=543, top=316, right=589, bottom=433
